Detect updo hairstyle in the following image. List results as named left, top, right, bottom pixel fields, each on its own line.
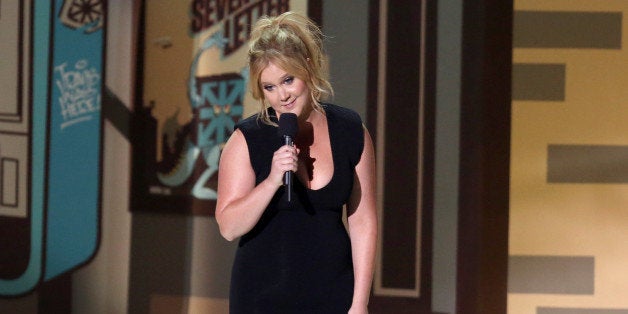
left=247, top=11, right=333, bottom=124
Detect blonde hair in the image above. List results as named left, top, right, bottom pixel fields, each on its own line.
left=247, top=11, right=333, bottom=125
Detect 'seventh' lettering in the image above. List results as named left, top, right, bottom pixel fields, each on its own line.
left=190, top=0, right=290, bottom=56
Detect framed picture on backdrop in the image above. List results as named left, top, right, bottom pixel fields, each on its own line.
left=367, top=0, right=436, bottom=312
left=131, top=0, right=321, bottom=215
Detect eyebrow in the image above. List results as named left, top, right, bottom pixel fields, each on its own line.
left=260, top=73, right=292, bottom=86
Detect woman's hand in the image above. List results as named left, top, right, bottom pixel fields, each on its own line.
left=216, top=131, right=298, bottom=241
left=267, top=144, right=299, bottom=187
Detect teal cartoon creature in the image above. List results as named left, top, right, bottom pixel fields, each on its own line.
left=156, top=31, right=246, bottom=200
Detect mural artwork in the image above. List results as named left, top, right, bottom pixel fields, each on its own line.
left=0, top=0, right=105, bottom=297
left=132, top=0, right=310, bottom=215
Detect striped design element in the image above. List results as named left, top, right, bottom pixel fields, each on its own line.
left=547, top=145, right=628, bottom=183
left=510, top=3, right=628, bottom=314
left=513, top=11, right=622, bottom=49
left=512, top=11, right=623, bottom=101
left=512, top=63, right=565, bottom=101
left=508, top=255, right=594, bottom=294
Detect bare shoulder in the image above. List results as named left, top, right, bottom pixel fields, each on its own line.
left=218, top=129, right=254, bottom=183
left=361, top=125, right=375, bottom=162
left=217, top=129, right=255, bottom=210
left=220, top=129, right=248, bottom=163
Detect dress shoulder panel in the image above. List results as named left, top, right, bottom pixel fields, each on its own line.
left=323, top=103, right=365, bottom=167
left=233, top=113, right=280, bottom=184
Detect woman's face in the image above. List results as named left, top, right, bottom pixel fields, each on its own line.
left=259, top=61, right=310, bottom=118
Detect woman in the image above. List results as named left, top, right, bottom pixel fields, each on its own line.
left=216, top=11, right=377, bottom=314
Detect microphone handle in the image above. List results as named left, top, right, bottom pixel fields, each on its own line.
left=284, top=135, right=293, bottom=202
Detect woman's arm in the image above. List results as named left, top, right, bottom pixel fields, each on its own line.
left=215, top=129, right=298, bottom=241
left=347, top=127, right=378, bottom=313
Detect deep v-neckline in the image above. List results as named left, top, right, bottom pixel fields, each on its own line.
left=294, top=108, right=335, bottom=192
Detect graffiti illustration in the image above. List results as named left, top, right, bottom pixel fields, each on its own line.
left=58, top=0, right=104, bottom=33
left=156, top=32, right=245, bottom=200
left=132, top=0, right=302, bottom=214
left=54, top=59, right=101, bottom=129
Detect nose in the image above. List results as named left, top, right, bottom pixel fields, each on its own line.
left=278, top=86, right=290, bottom=102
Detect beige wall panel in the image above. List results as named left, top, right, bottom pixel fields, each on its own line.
left=510, top=0, right=628, bottom=313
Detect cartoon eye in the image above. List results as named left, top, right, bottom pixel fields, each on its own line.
left=67, top=0, right=103, bottom=25
left=212, top=104, right=232, bottom=114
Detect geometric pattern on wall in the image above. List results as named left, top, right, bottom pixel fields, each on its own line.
left=508, top=255, right=594, bottom=294
left=509, top=1, right=628, bottom=313
left=547, top=145, right=628, bottom=183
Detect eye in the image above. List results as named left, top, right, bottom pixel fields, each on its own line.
left=263, top=85, right=275, bottom=91
left=283, top=76, right=294, bottom=85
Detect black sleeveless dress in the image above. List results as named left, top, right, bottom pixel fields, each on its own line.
left=229, top=103, right=364, bottom=313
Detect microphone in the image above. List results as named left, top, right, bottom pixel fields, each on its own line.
left=278, top=113, right=298, bottom=202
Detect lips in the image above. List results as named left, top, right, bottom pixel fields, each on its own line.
left=283, top=98, right=296, bottom=109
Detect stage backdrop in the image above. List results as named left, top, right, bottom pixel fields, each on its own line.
left=132, top=0, right=315, bottom=215
left=0, top=0, right=105, bottom=297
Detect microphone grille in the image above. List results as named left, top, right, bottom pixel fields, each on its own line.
left=278, top=113, right=298, bottom=137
